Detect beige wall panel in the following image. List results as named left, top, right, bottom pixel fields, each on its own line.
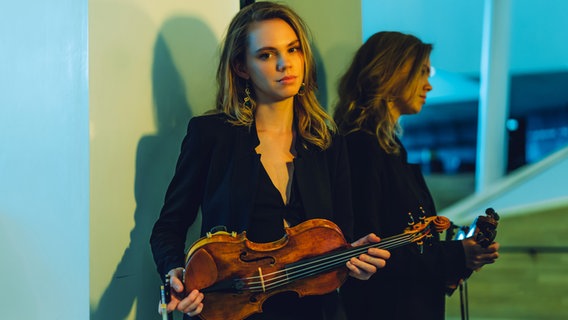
left=90, top=1, right=238, bottom=319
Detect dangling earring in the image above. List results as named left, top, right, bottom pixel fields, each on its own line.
left=244, top=85, right=252, bottom=108
left=297, top=82, right=305, bottom=96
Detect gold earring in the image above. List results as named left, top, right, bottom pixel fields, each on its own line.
left=244, top=86, right=252, bottom=107
left=297, top=83, right=305, bottom=96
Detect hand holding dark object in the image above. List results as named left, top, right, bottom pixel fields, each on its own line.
left=462, top=237, right=500, bottom=270
left=157, top=267, right=204, bottom=318
left=460, top=208, right=501, bottom=270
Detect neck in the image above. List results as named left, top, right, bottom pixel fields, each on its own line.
left=387, top=101, right=400, bottom=123
left=255, top=100, right=294, bottom=133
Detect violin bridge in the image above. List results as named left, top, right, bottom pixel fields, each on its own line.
left=258, top=267, right=266, bottom=292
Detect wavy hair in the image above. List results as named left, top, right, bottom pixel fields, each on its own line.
left=215, top=1, right=335, bottom=150
left=334, top=31, right=432, bottom=154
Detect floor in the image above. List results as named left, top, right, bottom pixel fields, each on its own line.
left=425, top=174, right=568, bottom=319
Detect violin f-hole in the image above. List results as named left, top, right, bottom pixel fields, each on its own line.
left=239, top=251, right=277, bottom=265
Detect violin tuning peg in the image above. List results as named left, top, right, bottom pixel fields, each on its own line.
left=417, top=241, right=424, bottom=254
left=407, top=212, right=415, bottom=225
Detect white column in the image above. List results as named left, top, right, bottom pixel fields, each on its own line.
left=476, top=0, right=512, bottom=192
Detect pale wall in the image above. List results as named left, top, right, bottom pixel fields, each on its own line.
left=0, top=0, right=89, bottom=319
left=89, top=1, right=237, bottom=319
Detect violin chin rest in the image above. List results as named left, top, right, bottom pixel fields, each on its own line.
left=185, top=248, right=218, bottom=291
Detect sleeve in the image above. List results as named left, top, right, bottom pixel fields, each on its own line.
left=150, top=117, right=212, bottom=277
left=437, top=240, right=471, bottom=285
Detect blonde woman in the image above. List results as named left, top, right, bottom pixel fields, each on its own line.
left=150, top=3, right=390, bottom=319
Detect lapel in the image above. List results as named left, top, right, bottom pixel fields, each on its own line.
left=294, top=142, right=333, bottom=220
left=228, top=123, right=261, bottom=232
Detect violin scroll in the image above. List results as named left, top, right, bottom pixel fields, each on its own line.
left=474, top=208, right=500, bottom=248
left=404, top=215, right=451, bottom=249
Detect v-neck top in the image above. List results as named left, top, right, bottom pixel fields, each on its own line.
left=247, top=161, right=305, bottom=243
left=246, top=162, right=325, bottom=320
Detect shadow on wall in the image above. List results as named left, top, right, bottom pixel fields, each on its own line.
left=91, top=16, right=216, bottom=320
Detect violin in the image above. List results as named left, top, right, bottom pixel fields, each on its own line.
left=183, top=216, right=451, bottom=320
left=446, top=207, right=500, bottom=296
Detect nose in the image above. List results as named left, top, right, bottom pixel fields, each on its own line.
left=425, top=79, right=433, bottom=92
left=277, top=54, right=290, bottom=71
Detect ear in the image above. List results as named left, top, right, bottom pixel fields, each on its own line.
left=234, top=62, right=250, bottom=80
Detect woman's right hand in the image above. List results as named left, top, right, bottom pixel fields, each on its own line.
left=162, top=267, right=205, bottom=317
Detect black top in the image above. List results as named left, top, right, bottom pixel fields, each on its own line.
left=247, top=163, right=304, bottom=243
left=340, top=130, right=469, bottom=320
left=247, top=163, right=329, bottom=320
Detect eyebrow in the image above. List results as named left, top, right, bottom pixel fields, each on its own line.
left=254, top=39, right=300, bottom=53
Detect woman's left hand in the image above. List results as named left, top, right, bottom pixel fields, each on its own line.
left=462, top=237, right=500, bottom=270
left=347, top=233, right=390, bottom=280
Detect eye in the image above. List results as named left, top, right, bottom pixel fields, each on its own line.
left=258, top=51, right=274, bottom=60
left=289, top=46, right=301, bottom=53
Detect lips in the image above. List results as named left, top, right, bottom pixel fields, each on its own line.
left=278, top=75, right=297, bottom=83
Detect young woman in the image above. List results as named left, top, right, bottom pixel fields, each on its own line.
left=150, top=3, right=390, bottom=320
left=334, top=31, right=499, bottom=319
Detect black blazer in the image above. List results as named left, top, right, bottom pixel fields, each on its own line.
left=340, top=130, right=468, bottom=320
left=150, top=113, right=354, bottom=277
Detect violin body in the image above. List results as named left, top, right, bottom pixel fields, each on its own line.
left=184, top=219, right=351, bottom=320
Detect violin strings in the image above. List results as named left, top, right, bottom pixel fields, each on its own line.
left=238, top=230, right=426, bottom=292
left=245, top=233, right=418, bottom=292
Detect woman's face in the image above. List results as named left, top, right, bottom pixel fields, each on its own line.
left=240, top=18, right=305, bottom=104
left=394, top=57, right=433, bottom=118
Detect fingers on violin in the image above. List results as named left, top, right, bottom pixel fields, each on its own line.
left=471, top=252, right=498, bottom=268
left=368, top=247, right=390, bottom=260
left=481, top=251, right=499, bottom=263
left=488, top=241, right=500, bottom=252
left=351, top=233, right=380, bottom=246
left=186, top=304, right=204, bottom=318
left=367, top=233, right=381, bottom=243
left=169, top=274, right=185, bottom=294
left=177, top=289, right=204, bottom=315
left=346, top=259, right=370, bottom=280
left=354, top=255, right=379, bottom=273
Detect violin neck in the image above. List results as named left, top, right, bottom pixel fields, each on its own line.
left=285, top=230, right=425, bottom=279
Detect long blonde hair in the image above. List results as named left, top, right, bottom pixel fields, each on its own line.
left=216, top=1, right=335, bottom=150
left=334, top=31, right=432, bottom=154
